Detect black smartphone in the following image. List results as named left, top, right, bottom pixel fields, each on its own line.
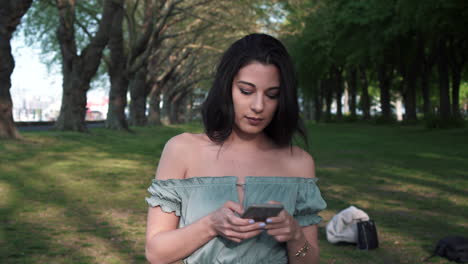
left=241, top=204, right=284, bottom=222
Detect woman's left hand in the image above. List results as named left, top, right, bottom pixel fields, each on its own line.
left=263, top=201, right=302, bottom=242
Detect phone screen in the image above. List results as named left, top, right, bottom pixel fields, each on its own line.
left=241, top=204, right=284, bottom=222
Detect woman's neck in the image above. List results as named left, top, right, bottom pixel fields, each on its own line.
left=223, top=127, right=275, bottom=152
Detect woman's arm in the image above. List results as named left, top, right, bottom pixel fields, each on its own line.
left=266, top=146, right=321, bottom=264
left=287, top=148, right=320, bottom=263
left=264, top=206, right=320, bottom=264
left=146, top=202, right=264, bottom=264
left=145, top=134, right=263, bottom=264
left=286, top=225, right=320, bottom=264
left=146, top=207, right=215, bottom=264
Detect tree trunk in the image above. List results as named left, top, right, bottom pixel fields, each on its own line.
left=166, top=90, right=179, bottom=125
left=334, top=66, right=343, bottom=120
left=359, top=66, right=371, bottom=120
left=0, top=0, right=33, bottom=139
left=57, top=80, right=89, bottom=131
left=420, top=63, right=432, bottom=117
left=169, top=99, right=179, bottom=124
left=168, top=104, right=176, bottom=124
left=437, top=37, right=451, bottom=120
left=397, top=53, right=418, bottom=122
left=176, top=91, right=191, bottom=124
left=186, top=92, right=193, bottom=122
left=406, top=47, right=421, bottom=122
left=303, top=97, right=313, bottom=121
left=106, top=0, right=129, bottom=131
left=347, top=67, right=357, bottom=119
left=377, top=63, right=392, bottom=121
left=448, top=37, right=466, bottom=119
left=147, top=83, right=162, bottom=126
left=162, top=94, right=170, bottom=124
left=168, top=89, right=189, bottom=124
left=404, top=72, right=418, bottom=121
left=324, top=79, right=333, bottom=122
left=55, top=0, right=117, bottom=131
left=418, top=36, right=433, bottom=118
left=313, top=80, right=322, bottom=122
left=129, top=67, right=149, bottom=126
left=451, top=68, right=461, bottom=118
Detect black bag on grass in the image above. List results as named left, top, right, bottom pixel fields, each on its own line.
left=357, top=220, right=379, bottom=250
left=424, top=236, right=468, bottom=263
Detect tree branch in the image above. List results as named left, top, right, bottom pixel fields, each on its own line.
left=75, top=19, right=94, bottom=41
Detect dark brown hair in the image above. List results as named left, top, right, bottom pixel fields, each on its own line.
left=201, top=33, right=306, bottom=147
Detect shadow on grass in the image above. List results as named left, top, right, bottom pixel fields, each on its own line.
left=1, top=165, right=145, bottom=263
left=312, top=123, right=467, bottom=264
left=1, top=214, right=100, bottom=263
left=1, top=123, right=466, bottom=264
left=317, top=164, right=466, bottom=264
left=0, top=126, right=192, bottom=263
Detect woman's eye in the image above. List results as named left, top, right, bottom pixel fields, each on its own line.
left=267, top=93, right=279, bottom=99
left=240, top=88, right=252, bottom=95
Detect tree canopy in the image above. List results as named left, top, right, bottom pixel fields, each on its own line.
left=283, top=0, right=468, bottom=125
left=2, top=0, right=467, bottom=138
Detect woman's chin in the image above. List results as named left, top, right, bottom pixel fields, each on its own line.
left=236, top=124, right=266, bottom=136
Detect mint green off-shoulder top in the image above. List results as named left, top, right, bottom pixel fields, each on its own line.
left=146, top=176, right=326, bottom=264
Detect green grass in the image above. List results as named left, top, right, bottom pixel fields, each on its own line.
left=1, top=122, right=467, bottom=264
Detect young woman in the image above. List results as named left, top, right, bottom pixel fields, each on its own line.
left=145, top=33, right=326, bottom=264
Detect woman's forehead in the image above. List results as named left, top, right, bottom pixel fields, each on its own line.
left=234, top=62, right=280, bottom=88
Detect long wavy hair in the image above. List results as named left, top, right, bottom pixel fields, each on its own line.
left=201, top=33, right=306, bottom=147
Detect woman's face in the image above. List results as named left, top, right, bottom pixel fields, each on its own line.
left=231, top=62, right=280, bottom=136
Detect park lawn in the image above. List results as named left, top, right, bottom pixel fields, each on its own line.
left=0, top=122, right=467, bottom=264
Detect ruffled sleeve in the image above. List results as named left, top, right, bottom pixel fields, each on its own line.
left=294, top=178, right=327, bottom=226
left=145, top=179, right=182, bottom=216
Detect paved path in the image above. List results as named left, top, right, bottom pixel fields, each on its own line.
left=17, top=121, right=105, bottom=132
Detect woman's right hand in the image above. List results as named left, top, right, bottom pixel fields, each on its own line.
left=208, top=201, right=265, bottom=243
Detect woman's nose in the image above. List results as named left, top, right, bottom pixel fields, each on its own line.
left=251, top=94, right=264, bottom=113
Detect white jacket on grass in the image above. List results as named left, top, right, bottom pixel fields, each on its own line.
left=326, top=205, right=369, bottom=244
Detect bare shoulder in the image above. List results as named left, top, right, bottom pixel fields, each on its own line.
left=155, top=133, right=202, bottom=180
left=282, top=146, right=316, bottom=179
left=161, top=133, right=194, bottom=158
left=165, top=132, right=200, bottom=148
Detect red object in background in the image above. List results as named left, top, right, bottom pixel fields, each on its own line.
left=86, top=97, right=108, bottom=120
left=86, top=97, right=109, bottom=111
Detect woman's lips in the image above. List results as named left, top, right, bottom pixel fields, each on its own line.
left=245, top=116, right=263, bottom=126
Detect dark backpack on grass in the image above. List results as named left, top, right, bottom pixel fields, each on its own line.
left=356, top=220, right=379, bottom=250
left=424, top=236, right=468, bottom=263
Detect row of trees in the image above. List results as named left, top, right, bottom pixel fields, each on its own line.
left=0, top=0, right=33, bottom=139
left=282, top=0, right=468, bottom=124
left=1, top=0, right=269, bottom=139
left=2, top=1, right=467, bottom=139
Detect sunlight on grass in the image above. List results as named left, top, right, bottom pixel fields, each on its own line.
left=0, top=181, right=15, bottom=208
left=319, top=165, right=351, bottom=171
left=379, top=181, right=440, bottom=198
left=1, top=123, right=466, bottom=264
left=417, top=152, right=466, bottom=162
left=93, top=158, right=142, bottom=170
